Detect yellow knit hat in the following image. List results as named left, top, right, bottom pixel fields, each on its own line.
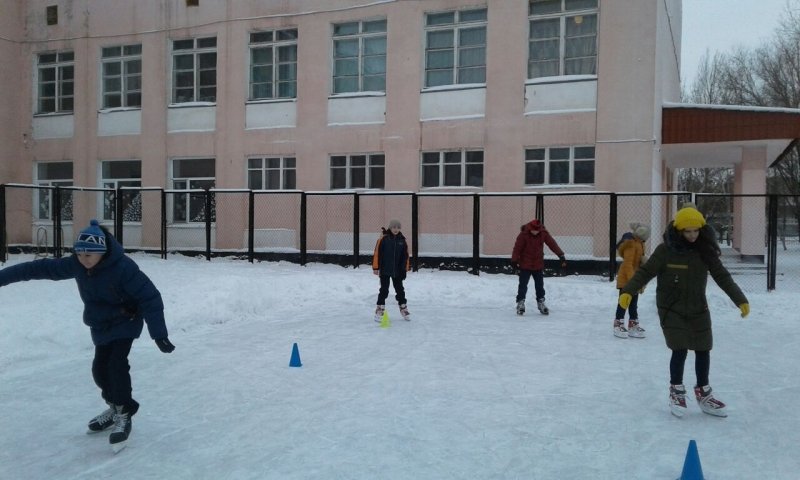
left=673, top=207, right=706, bottom=230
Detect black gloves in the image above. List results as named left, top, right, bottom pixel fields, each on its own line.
left=155, top=338, right=175, bottom=353
left=511, top=261, right=520, bottom=271
left=559, top=256, right=567, bottom=268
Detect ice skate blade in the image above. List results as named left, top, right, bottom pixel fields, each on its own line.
left=111, top=441, right=127, bottom=454
left=613, top=331, right=628, bottom=339
left=670, top=405, right=687, bottom=418
left=699, top=406, right=728, bottom=417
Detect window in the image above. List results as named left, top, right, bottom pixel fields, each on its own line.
left=101, top=44, right=142, bottom=108
left=171, top=37, right=217, bottom=103
left=525, top=145, right=594, bottom=185
left=421, top=150, right=483, bottom=187
left=528, top=0, right=598, bottom=78
left=424, top=8, right=487, bottom=87
left=329, top=154, right=385, bottom=189
left=248, top=157, right=296, bottom=190
left=101, top=160, right=142, bottom=222
left=249, top=29, right=298, bottom=100
left=35, top=162, right=73, bottom=220
left=46, top=5, right=58, bottom=25
left=332, top=19, right=387, bottom=94
left=37, top=51, right=74, bottom=114
left=171, top=158, right=215, bottom=223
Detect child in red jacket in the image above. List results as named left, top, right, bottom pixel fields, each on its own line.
left=511, top=219, right=566, bottom=315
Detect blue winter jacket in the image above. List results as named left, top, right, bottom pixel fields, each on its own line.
left=0, top=234, right=167, bottom=346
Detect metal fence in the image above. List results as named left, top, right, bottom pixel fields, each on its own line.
left=1, top=184, right=796, bottom=292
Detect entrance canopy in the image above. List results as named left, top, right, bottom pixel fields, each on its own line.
left=661, top=103, right=800, bottom=169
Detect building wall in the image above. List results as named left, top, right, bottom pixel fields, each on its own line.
left=1, top=0, right=682, bottom=253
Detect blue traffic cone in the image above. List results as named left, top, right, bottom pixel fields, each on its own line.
left=289, top=342, right=302, bottom=367
left=679, top=440, right=705, bottom=480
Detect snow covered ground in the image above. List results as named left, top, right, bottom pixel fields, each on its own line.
left=0, top=252, right=798, bottom=480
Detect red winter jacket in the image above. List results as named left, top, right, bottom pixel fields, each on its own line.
left=511, top=221, right=564, bottom=271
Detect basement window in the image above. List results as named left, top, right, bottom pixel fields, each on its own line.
left=186, top=0, right=199, bottom=6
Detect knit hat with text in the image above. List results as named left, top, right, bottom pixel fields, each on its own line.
left=673, top=206, right=706, bottom=231
left=73, top=219, right=107, bottom=253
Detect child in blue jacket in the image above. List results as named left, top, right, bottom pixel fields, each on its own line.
left=0, top=220, right=174, bottom=452
left=372, top=219, right=411, bottom=321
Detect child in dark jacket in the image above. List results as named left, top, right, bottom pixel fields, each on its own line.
left=618, top=206, right=748, bottom=418
left=0, top=220, right=174, bottom=452
left=511, top=219, right=566, bottom=315
left=372, top=219, right=411, bottom=321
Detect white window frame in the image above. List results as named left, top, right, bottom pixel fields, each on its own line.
left=248, top=156, right=297, bottom=190
left=524, top=145, right=595, bottom=185
left=35, top=162, right=73, bottom=221
left=249, top=29, right=298, bottom=100
left=36, top=51, right=74, bottom=114
left=170, top=158, right=216, bottom=224
left=424, top=8, right=487, bottom=88
left=421, top=150, right=484, bottom=188
left=331, top=19, right=387, bottom=94
left=100, top=160, right=142, bottom=222
left=528, top=0, right=598, bottom=79
left=171, top=37, right=217, bottom=104
left=101, top=44, right=142, bottom=109
left=329, top=154, right=385, bottom=190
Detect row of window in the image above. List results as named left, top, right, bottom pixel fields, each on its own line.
left=35, top=145, right=595, bottom=222
left=37, top=0, right=598, bottom=113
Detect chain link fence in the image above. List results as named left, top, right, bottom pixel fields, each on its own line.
left=2, top=184, right=796, bottom=291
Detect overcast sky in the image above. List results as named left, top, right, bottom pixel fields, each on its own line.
left=681, top=0, right=791, bottom=86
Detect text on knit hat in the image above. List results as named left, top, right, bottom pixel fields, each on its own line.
left=73, top=219, right=107, bottom=253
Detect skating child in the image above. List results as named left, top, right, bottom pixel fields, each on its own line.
left=613, top=222, right=650, bottom=338
left=0, top=220, right=174, bottom=452
left=372, top=219, right=411, bottom=321
left=511, top=219, right=566, bottom=315
left=618, top=206, right=749, bottom=417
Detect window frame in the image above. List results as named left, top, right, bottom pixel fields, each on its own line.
left=170, top=158, right=216, bottom=224
left=420, top=150, right=484, bottom=188
left=331, top=19, right=387, bottom=94
left=248, top=29, right=298, bottom=101
left=34, top=161, right=73, bottom=221
left=528, top=0, right=598, bottom=79
left=524, top=145, right=595, bottom=186
left=171, top=37, right=218, bottom=104
left=329, top=153, right=385, bottom=190
left=100, top=160, right=143, bottom=222
left=100, top=44, right=143, bottom=109
left=36, top=51, right=75, bottom=114
left=423, top=8, right=487, bottom=88
left=247, top=156, right=297, bottom=190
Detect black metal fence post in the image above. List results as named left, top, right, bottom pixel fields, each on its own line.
left=300, top=192, right=307, bottom=266
left=609, top=193, right=618, bottom=282
left=411, top=193, right=418, bottom=272
left=115, top=185, right=124, bottom=246
left=53, top=186, right=62, bottom=257
left=535, top=193, right=544, bottom=222
left=248, top=190, right=255, bottom=263
left=353, top=192, right=360, bottom=268
left=204, top=188, right=211, bottom=261
left=161, top=189, right=167, bottom=259
left=0, top=185, right=6, bottom=262
left=767, top=194, right=778, bottom=291
left=472, top=193, right=480, bottom=275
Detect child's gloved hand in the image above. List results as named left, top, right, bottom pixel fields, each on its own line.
left=618, top=293, right=632, bottom=309
left=559, top=255, right=567, bottom=269
left=155, top=338, right=175, bottom=353
left=373, top=269, right=379, bottom=276
left=739, top=303, right=750, bottom=318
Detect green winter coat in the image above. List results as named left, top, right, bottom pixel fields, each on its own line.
left=620, top=225, right=747, bottom=351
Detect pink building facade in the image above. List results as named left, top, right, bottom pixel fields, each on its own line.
left=0, top=0, right=790, bottom=259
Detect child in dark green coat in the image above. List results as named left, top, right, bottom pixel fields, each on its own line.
left=618, top=206, right=749, bottom=418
